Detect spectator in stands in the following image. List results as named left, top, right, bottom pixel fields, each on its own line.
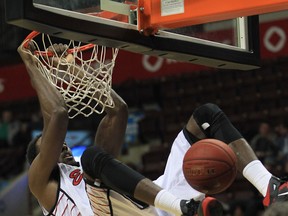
left=0, top=110, right=20, bottom=148
left=12, top=121, right=31, bottom=147
left=30, top=110, right=43, bottom=130
left=275, top=121, right=288, bottom=160
left=263, top=202, right=288, bottom=216
left=12, top=121, right=32, bottom=171
left=250, top=121, right=278, bottom=163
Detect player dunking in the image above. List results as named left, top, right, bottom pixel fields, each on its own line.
left=19, top=43, right=222, bottom=216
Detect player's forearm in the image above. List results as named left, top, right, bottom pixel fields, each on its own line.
left=23, top=63, right=67, bottom=125
left=18, top=45, right=67, bottom=114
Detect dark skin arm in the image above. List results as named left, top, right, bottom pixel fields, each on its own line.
left=94, top=89, right=128, bottom=157
left=18, top=44, right=69, bottom=211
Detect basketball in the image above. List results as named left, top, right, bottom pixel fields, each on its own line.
left=183, top=139, right=237, bottom=195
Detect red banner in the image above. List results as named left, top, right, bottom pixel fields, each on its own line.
left=0, top=64, right=35, bottom=102
left=112, top=53, right=205, bottom=84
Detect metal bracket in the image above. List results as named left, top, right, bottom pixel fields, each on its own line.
left=100, top=0, right=137, bottom=24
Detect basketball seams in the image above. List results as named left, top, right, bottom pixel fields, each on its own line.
left=183, top=138, right=237, bottom=194
left=206, top=141, right=237, bottom=165
left=188, top=140, right=236, bottom=165
left=183, top=158, right=233, bottom=168
left=183, top=159, right=235, bottom=179
left=183, top=163, right=235, bottom=179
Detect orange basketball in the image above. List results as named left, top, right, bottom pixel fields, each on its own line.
left=183, top=139, right=237, bottom=195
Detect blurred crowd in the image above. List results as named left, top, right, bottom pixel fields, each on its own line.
left=0, top=108, right=43, bottom=183
left=223, top=120, right=288, bottom=216
left=0, top=110, right=31, bottom=149
left=250, top=121, right=288, bottom=177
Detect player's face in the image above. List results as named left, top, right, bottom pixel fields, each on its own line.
left=36, top=138, right=78, bottom=166
left=59, top=142, right=78, bottom=166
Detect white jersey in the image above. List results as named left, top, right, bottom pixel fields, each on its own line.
left=41, top=163, right=94, bottom=216
left=86, top=183, right=159, bottom=216
left=153, top=130, right=205, bottom=216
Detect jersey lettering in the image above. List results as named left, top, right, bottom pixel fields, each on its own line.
left=69, top=169, right=83, bottom=186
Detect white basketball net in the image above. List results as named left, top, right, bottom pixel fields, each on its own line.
left=22, top=33, right=119, bottom=119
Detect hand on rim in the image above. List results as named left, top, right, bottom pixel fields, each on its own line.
left=47, top=43, right=74, bottom=65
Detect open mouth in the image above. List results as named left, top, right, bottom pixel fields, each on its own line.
left=64, top=155, right=73, bottom=159
left=63, top=153, right=73, bottom=160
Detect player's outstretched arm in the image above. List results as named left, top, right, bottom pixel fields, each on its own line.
left=18, top=43, right=69, bottom=210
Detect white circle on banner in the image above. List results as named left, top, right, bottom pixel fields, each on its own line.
left=142, top=55, right=164, bottom=72
left=264, top=26, right=286, bottom=53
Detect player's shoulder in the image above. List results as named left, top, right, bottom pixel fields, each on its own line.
left=58, top=163, right=82, bottom=174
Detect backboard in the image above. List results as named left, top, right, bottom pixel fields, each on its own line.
left=4, top=0, right=265, bottom=70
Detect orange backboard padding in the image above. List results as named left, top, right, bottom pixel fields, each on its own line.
left=138, top=0, right=288, bottom=35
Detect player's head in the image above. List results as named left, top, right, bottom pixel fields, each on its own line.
left=258, top=122, right=271, bottom=135
left=275, top=120, right=288, bottom=136
left=26, top=134, right=78, bottom=166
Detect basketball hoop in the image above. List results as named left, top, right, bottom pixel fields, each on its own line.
left=21, top=31, right=118, bottom=119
